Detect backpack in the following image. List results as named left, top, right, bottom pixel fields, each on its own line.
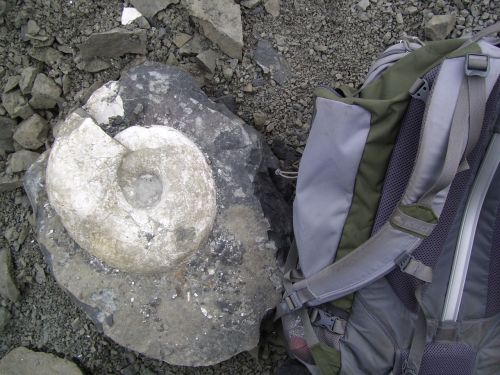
left=276, top=22, right=500, bottom=375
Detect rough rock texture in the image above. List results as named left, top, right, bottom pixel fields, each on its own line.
left=1, top=90, right=34, bottom=119
left=264, top=0, right=280, bottom=17
left=19, top=67, right=39, bottom=95
left=0, top=116, right=16, bottom=154
left=79, top=28, right=147, bottom=59
left=13, top=114, right=48, bottom=150
left=0, top=248, right=20, bottom=302
left=182, top=0, right=243, bottom=59
left=425, top=14, right=457, bottom=41
left=25, top=63, right=291, bottom=366
left=0, top=347, right=83, bottom=375
left=130, top=0, right=179, bottom=18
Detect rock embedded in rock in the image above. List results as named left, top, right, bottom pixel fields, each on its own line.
left=130, top=0, right=179, bottom=18
left=79, top=28, right=147, bottom=59
left=13, top=114, right=48, bottom=150
left=0, top=248, right=20, bottom=302
left=2, top=90, right=34, bottom=119
left=254, top=39, right=291, bottom=85
left=183, top=0, right=243, bottom=59
left=25, top=63, right=291, bottom=366
left=29, top=73, right=62, bottom=109
left=264, top=0, right=280, bottom=17
left=0, top=347, right=83, bottom=375
left=7, top=149, right=40, bottom=173
left=425, top=14, right=457, bottom=41
left=19, top=67, right=40, bottom=94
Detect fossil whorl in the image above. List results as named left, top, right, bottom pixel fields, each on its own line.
left=46, top=112, right=217, bottom=274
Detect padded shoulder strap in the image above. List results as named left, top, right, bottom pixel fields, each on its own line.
left=278, top=54, right=497, bottom=314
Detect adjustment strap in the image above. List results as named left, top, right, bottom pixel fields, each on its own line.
left=395, top=253, right=433, bottom=283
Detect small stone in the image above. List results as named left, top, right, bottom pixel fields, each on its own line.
left=133, top=16, right=150, bottom=29
left=0, top=347, right=83, bottom=375
left=222, top=67, right=234, bottom=81
left=133, top=103, right=144, bottom=115
left=1, top=90, right=34, bottom=119
left=130, top=0, right=178, bottom=18
left=121, top=7, right=142, bottom=25
left=26, top=20, right=40, bottom=35
left=3, top=227, right=17, bottom=243
left=183, top=0, right=243, bottom=59
left=241, top=0, right=261, bottom=8
left=19, top=67, right=39, bottom=95
left=0, top=0, right=9, bottom=17
left=3, top=75, right=20, bottom=93
left=0, top=307, right=11, bottom=332
left=242, top=83, right=253, bottom=92
left=196, top=50, right=218, bottom=73
left=13, top=114, right=48, bottom=150
left=253, top=111, right=267, bottom=130
left=396, top=13, right=404, bottom=24
left=0, top=248, right=20, bottom=302
left=264, top=0, right=280, bottom=17
left=76, top=58, right=111, bottom=73
left=79, top=28, right=147, bottom=59
left=29, top=73, right=62, bottom=109
left=357, top=0, right=370, bottom=11
left=173, top=32, right=192, bottom=48
left=425, top=14, right=457, bottom=41
left=34, top=264, right=46, bottom=284
left=7, top=149, right=40, bottom=173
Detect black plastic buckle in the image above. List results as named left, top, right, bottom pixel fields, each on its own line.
left=409, top=78, right=429, bottom=102
left=310, top=308, right=338, bottom=332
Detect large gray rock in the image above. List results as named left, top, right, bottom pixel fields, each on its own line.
left=13, top=113, right=48, bottom=150
left=182, top=0, right=243, bottom=59
left=130, top=0, right=179, bottom=17
left=79, top=28, right=147, bottom=59
left=25, top=62, right=291, bottom=366
left=0, top=248, right=20, bottom=302
left=425, top=14, right=457, bottom=41
left=0, top=347, right=83, bottom=375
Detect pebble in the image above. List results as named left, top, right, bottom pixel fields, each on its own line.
left=264, top=0, right=280, bottom=17
left=19, top=67, right=39, bottom=95
left=0, top=306, right=11, bottom=332
left=425, top=14, right=457, bottom=40
left=3, top=75, right=20, bottom=93
left=173, top=32, right=192, bottom=48
left=34, top=264, right=46, bottom=284
left=1, top=90, right=34, bottom=119
left=29, top=73, right=62, bottom=109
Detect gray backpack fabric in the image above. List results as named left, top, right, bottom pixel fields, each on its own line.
left=277, top=23, right=500, bottom=375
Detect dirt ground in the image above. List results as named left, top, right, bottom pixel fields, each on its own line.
left=0, top=0, right=498, bottom=374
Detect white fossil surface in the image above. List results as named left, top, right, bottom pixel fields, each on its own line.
left=46, top=112, right=216, bottom=273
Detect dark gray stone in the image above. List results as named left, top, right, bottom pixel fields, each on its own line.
left=25, top=63, right=291, bottom=366
left=130, top=0, right=178, bottom=18
left=79, top=28, right=147, bottom=59
left=76, top=58, right=111, bottom=73
left=0, top=306, right=11, bottom=332
left=254, top=39, right=290, bottom=85
left=19, top=67, right=39, bottom=95
left=3, top=75, right=20, bottom=93
left=0, top=116, right=16, bottom=154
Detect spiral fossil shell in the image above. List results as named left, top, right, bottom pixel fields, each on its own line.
left=46, top=112, right=217, bottom=273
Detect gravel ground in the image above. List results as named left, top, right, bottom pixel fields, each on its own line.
left=0, top=0, right=498, bottom=374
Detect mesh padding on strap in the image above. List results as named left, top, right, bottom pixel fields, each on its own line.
left=486, top=202, right=500, bottom=317
left=398, top=342, right=476, bottom=375
left=373, top=71, right=500, bottom=311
